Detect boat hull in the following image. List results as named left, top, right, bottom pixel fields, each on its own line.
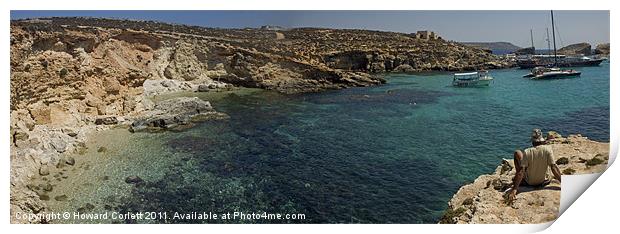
left=531, top=71, right=581, bottom=80
left=517, top=58, right=604, bottom=69
left=452, top=79, right=493, bottom=87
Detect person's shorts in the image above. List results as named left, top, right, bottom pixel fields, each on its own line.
left=521, top=179, right=551, bottom=187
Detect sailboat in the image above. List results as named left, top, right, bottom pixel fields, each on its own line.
left=524, top=10, right=582, bottom=80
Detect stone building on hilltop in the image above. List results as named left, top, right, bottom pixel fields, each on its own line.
left=413, top=30, right=441, bottom=40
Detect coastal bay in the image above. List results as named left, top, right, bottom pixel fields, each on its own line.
left=9, top=17, right=610, bottom=224
left=27, top=62, right=610, bottom=224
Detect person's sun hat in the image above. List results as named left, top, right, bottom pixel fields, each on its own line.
left=531, top=128, right=546, bottom=143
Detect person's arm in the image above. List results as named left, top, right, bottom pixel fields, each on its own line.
left=508, top=167, right=524, bottom=202
left=551, top=164, right=562, bottom=183
left=546, top=147, right=561, bottom=183
left=508, top=150, right=525, bottom=203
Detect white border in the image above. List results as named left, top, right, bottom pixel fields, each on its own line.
left=2, top=1, right=616, bottom=233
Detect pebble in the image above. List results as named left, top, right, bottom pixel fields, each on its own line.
left=39, top=165, right=50, bottom=176
left=42, top=183, right=53, bottom=192
left=65, top=156, right=76, bottom=166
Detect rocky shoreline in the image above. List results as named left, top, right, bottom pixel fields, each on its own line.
left=440, top=133, right=609, bottom=224
left=9, top=17, right=514, bottom=223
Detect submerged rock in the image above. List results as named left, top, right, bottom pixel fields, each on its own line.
left=54, top=195, right=68, bottom=201
left=97, top=146, right=108, bottom=153
left=77, top=203, right=96, bottom=213
left=124, top=175, right=144, bottom=184
left=197, top=84, right=211, bottom=92
left=130, top=97, right=227, bottom=132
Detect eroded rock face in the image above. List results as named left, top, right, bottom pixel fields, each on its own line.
left=441, top=134, right=609, bottom=224
left=558, top=43, right=592, bottom=56
left=595, top=43, right=610, bottom=55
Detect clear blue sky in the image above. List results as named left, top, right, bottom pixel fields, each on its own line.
left=11, top=10, right=609, bottom=48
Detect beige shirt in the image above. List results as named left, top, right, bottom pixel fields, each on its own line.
left=521, top=145, right=555, bottom=185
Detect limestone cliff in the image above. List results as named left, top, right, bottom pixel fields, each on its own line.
left=440, top=133, right=609, bottom=224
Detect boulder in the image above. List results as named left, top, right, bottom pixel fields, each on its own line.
left=143, top=79, right=195, bottom=96
left=393, top=64, right=416, bottom=73
left=65, top=156, right=75, bottom=166
left=197, top=84, right=211, bottom=92
left=39, top=165, right=50, bottom=176
left=95, top=116, right=119, bottom=125
left=103, top=77, right=121, bottom=94
left=49, top=138, right=68, bottom=153
left=28, top=102, right=51, bottom=125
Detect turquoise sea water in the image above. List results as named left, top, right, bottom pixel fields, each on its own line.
left=49, top=62, right=609, bottom=223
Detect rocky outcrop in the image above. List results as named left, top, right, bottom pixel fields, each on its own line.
left=558, top=43, right=592, bottom=56
left=594, top=43, right=610, bottom=55
left=130, top=97, right=227, bottom=132
left=514, top=47, right=535, bottom=55
left=441, top=133, right=609, bottom=224
left=461, top=42, right=521, bottom=54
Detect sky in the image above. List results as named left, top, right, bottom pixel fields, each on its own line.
left=10, top=10, right=610, bottom=48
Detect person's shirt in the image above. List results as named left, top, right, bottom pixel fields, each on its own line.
left=521, top=145, right=555, bottom=185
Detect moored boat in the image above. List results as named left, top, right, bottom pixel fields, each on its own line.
left=529, top=67, right=581, bottom=80
left=452, top=71, right=493, bottom=87
left=517, top=55, right=604, bottom=69
left=523, top=10, right=582, bottom=80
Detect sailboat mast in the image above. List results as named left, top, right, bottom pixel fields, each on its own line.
left=546, top=28, right=551, bottom=55
left=551, top=10, right=558, bottom=66
left=530, top=29, right=534, bottom=49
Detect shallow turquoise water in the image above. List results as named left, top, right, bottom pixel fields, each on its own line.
left=54, top=62, right=609, bottom=223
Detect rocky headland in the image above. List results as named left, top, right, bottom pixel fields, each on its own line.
left=557, top=42, right=611, bottom=56
left=558, top=43, right=593, bottom=56
left=10, top=17, right=513, bottom=223
left=461, top=42, right=522, bottom=54
left=594, top=43, right=610, bottom=56
left=440, top=133, right=609, bottom=224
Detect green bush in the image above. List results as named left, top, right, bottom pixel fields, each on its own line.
left=556, top=157, right=569, bottom=165
left=586, top=157, right=605, bottom=167
left=462, top=197, right=474, bottom=206
left=439, top=207, right=466, bottom=224
left=562, top=168, right=575, bottom=175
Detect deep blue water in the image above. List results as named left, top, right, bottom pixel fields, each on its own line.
left=109, top=62, right=609, bottom=223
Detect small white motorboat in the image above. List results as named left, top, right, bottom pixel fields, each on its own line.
left=452, top=71, right=493, bottom=87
